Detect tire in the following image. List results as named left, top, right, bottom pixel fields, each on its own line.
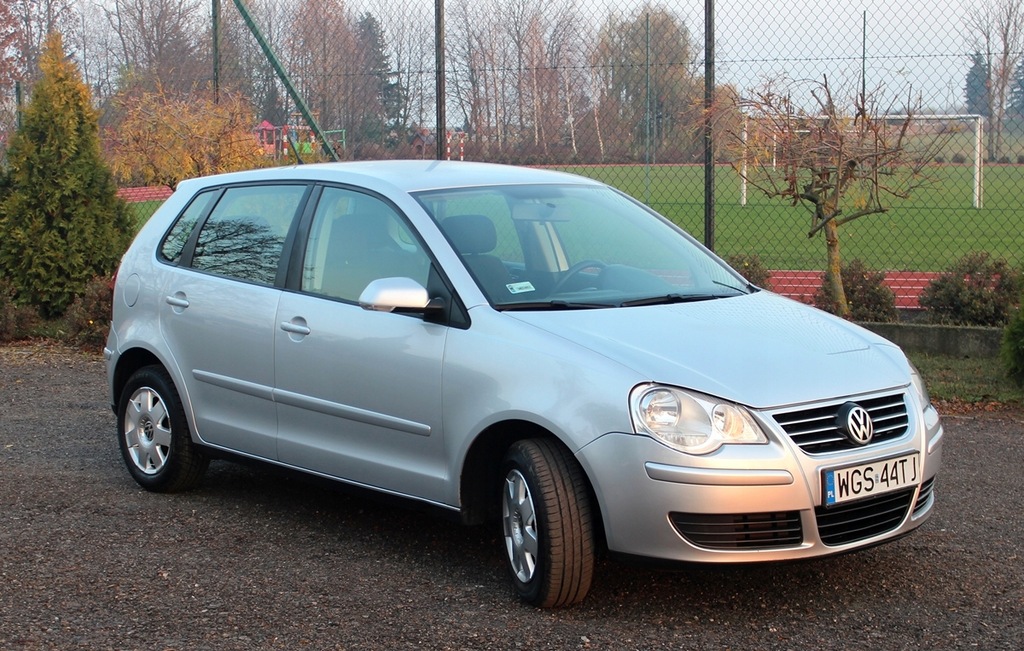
left=501, top=438, right=596, bottom=607
left=117, top=365, right=208, bottom=492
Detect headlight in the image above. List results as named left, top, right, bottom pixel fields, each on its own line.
left=630, top=384, right=768, bottom=455
left=909, top=362, right=931, bottom=408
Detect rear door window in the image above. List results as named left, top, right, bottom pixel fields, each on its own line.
left=189, top=185, right=307, bottom=285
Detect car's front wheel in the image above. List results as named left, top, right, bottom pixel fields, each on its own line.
left=117, top=366, right=208, bottom=492
left=501, top=438, right=595, bottom=607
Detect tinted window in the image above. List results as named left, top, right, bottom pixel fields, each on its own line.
left=302, top=187, right=431, bottom=302
left=191, top=185, right=306, bottom=285
left=160, top=190, right=218, bottom=263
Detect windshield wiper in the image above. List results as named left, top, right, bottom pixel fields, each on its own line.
left=618, top=293, right=724, bottom=307
left=497, top=300, right=616, bottom=311
left=713, top=279, right=753, bottom=293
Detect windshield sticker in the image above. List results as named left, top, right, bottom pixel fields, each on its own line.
left=506, top=282, right=536, bottom=294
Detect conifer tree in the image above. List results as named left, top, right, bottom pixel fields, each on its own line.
left=0, top=32, right=133, bottom=318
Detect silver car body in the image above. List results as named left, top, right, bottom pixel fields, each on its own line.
left=106, top=161, right=943, bottom=569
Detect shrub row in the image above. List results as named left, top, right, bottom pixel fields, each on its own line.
left=725, top=252, right=1024, bottom=388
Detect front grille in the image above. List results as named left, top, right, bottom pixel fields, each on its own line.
left=913, top=477, right=935, bottom=516
left=671, top=511, right=803, bottom=550
left=773, top=393, right=910, bottom=454
left=815, top=488, right=914, bottom=546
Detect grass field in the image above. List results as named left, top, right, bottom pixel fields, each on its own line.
left=559, top=163, right=1024, bottom=272
left=126, top=199, right=164, bottom=228
left=123, top=162, right=1024, bottom=273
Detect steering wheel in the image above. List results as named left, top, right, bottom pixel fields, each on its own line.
left=550, top=259, right=607, bottom=295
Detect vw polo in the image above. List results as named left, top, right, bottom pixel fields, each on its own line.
left=105, top=161, right=943, bottom=607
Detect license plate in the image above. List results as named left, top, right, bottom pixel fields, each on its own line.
left=823, top=453, right=920, bottom=507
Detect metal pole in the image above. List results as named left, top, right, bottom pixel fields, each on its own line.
left=703, top=0, right=715, bottom=250
left=975, top=116, right=984, bottom=209
left=212, top=0, right=220, bottom=102
left=740, top=115, right=747, bottom=206
left=15, top=81, right=22, bottom=129
left=435, top=0, right=446, bottom=160
left=231, top=0, right=338, bottom=161
left=861, top=10, right=867, bottom=107
left=645, top=12, right=651, bottom=204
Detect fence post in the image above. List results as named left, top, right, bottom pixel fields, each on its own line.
left=435, top=0, right=446, bottom=161
left=703, top=0, right=716, bottom=251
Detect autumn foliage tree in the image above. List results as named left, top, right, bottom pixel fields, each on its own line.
left=727, top=77, right=951, bottom=318
left=0, top=32, right=133, bottom=318
left=106, top=87, right=266, bottom=187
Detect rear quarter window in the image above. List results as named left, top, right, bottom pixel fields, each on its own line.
left=160, top=190, right=218, bottom=263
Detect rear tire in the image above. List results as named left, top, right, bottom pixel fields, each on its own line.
left=117, top=366, right=208, bottom=492
left=501, top=438, right=595, bottom=607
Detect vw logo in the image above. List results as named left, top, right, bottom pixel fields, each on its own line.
left=836, top=402, right=874, bottom=445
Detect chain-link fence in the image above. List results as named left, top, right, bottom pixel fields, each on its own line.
left=2, top=0, right=1022, bottom=279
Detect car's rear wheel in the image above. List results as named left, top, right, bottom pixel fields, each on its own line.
left=501, top=438, right=595, bottom=607
left=118, top=366, right=208, bottom=492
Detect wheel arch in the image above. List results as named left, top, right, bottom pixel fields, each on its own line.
left=458, top=420, right=601, bottom=537
left=111, top=347, right=168, bottom=410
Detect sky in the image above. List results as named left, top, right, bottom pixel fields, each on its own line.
left=594, top=0, right=974, bottom=112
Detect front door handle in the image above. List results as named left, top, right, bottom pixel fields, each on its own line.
left=280, top=320, right=311, bottom=336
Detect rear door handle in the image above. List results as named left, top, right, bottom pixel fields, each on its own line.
left=166, top=294, right=190, bottom=309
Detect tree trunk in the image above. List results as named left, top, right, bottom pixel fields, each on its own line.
left=823, top=219, right=850, bottom=318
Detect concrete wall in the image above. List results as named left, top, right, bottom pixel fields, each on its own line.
left=860, top=322, right=1003, bottom=358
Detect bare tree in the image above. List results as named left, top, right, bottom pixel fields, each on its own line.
left=727, top=77, right=953, bottom=317
left=448, top=0, right=590, bottom=160
left=369, top=0, right=432, bottom=132
left=965, top=0, right=1024, bottom=160
left=103, top=0, right=208, bottom=94
left=0, top=1, right=19, bottom=93
left=10, top=0, right=77, bottom=85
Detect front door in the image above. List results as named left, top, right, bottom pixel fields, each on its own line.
left=274, top=187, right=449, bottom=501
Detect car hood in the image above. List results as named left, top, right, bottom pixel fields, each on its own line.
left=506, top=291, right=909, bottom=409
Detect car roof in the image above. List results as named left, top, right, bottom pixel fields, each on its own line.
left=174, top=160, right=604, bottom=196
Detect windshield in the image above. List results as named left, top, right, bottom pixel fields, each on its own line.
left=415, top=183, right=753, bottom=309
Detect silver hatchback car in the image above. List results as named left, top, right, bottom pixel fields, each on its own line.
left=106, top=161, right=943, bottom=607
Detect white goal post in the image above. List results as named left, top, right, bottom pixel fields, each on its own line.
left=738, top=114, right=984, bottom=209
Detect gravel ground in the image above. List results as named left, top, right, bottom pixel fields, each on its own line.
left=1, top=343, right=1022, bottom=650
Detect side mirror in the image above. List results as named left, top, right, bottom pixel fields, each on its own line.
left=358, top=277, right=443, bottom=314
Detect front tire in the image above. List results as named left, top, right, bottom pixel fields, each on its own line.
left=117, top=366, right=208, bottom=492
left=501, top=438, right=595, bottom=607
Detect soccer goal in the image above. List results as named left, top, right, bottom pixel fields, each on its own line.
left=738, top=114, right=984, bottom=209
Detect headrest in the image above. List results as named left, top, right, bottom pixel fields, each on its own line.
left=442, top=214, right=497, bottom=255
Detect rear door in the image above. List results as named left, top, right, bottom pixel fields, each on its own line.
left=158, top=183, right=307, bottom=458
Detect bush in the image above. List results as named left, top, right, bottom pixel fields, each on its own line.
left=813, top=259, right=898, bottom=322
left=1001, top=298, right=1024, bottom=387
left=919, top=252, right=1022, bottom=326
left=62, top=276, right=114, bottom=350
left=724, top=253, right=772, bottom=289
left=0, top=279, right=41, bottom=343
left=952, top=153, right=967, bottom=164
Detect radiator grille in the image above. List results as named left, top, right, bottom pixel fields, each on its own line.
left=773, top=393, right=910, bottom=454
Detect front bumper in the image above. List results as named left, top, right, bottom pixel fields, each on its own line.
left=576, top=400, right=943, bottom=563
